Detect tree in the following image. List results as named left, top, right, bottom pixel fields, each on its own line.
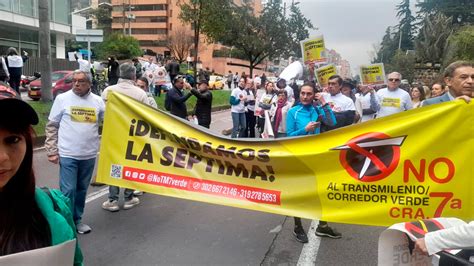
left=417, top=0, right=473, bottom=25
left=90, top=6, right=112, bottom=35
left=165, top=27, right=194, bottom=63
left=443, top=25, right=474, bottom=66
left=373, top=27, right=398, bottom=64
left=216, top=2, right=290, bottom=76
left=414, top=13, right=453, bottom=63
left=178, top=0, right=233, bottom=81
left=95, top=33, right=142, bottom=60
left=396, top=0, right=416, bottom=51
left=285, top=4, right=314, bottom=58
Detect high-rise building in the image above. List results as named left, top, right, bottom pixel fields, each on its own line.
left=110, top=0, right=262, bottom=64
left=0, top=0, right=75, bottom=58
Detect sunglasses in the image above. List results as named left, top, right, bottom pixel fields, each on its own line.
left=388, top=78, right=400, bottom=82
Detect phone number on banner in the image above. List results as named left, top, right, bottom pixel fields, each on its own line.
left=121, top=166, right=281, bottom=205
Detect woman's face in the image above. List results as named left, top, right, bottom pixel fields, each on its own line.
left=266, top=83, right=274, bottom=93
left=411, top=88, right=420, bottom=99
left=0, top=128, right=26, bottom=190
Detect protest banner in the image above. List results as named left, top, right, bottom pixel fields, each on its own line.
left=97, top=92, right=474, bottom=227
left=360, top=63, right=386, bottom=85
left=378, top=218, right=466, bottom=265
left=315, top=64, right=337, bottom=87
left=300, top=36, right=327, bottom=64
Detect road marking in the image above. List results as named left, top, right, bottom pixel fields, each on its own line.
left=86, top=187, right=109, bottom=203
left=297, top=220, right=322, bottom=265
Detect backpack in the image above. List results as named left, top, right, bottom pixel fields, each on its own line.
left=164, top=91, right=172, bottom=111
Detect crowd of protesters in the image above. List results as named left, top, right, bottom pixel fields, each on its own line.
left=0, top=48, right=471, bottom=264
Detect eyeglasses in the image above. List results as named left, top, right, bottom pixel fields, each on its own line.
left=388, top=78, right=400, bottom=82
left=72, top=79, right=87, bottom=84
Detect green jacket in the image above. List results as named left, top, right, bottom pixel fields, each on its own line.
left=35, top=187, right=83, bottom=266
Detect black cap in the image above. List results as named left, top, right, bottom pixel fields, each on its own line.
left=197, top=79, right=209, bottom=85
left=0, top=83, right=39, bottom=126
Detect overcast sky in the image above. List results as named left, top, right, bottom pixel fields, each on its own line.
left=293, top=0, right=412, bottom=73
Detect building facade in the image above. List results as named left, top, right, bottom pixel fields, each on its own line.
left=0, top=0, right=74, bottom=58
left=110, top=0, right=263, bottom=74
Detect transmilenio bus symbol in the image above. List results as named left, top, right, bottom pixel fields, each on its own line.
left=332, top=132, right=407, bottom=182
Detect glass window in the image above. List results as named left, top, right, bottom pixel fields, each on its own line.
left=19, top=0, right=34, bottom=17
left=0, top=0, right=11, bottom=12
left=53, top=0, right=70, bottom=24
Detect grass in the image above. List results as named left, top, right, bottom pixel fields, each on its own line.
left=28, top=89, right=231, bottom=137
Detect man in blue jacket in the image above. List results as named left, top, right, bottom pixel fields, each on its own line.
left=286, top=83, right=342, bottom=242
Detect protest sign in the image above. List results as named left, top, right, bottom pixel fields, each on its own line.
left=378, top=218, right=466, bottom=266
left=300, top=36, right=327, bottom=64
left=0, top=240, right=76, bottom=266
left=360, top=63, right=386, bottom=85
left=97, top=92, right=474, bottom=226
left=315, top=64, right=337, bottom=87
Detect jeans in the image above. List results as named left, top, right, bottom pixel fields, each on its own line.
left=109, top=186, right=134, bottom=201
left=59, top=157, right=96, bottom=224
left=231, top=112, right=246, bottom=138
left=154, top=85, right=161, bottom=97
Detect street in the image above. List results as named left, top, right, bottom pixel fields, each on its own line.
left=33, top=109, right=385, bottom=265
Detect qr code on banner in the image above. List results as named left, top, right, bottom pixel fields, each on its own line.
left=110, top=164, right=122, bottom=179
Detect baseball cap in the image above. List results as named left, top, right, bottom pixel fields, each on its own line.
left=0, top=83, right=39, bottom=125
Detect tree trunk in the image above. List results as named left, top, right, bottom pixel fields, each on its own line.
left=38, top=0, right=53, bottom=101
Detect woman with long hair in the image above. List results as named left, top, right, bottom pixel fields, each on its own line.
left=411, top=86, right=426, bottom=108
left=0, top=83, right=82, bottom=265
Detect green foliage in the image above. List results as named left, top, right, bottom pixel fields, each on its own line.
left=443, top=25, right=474, bottom=65
left=286, top=4, right=314, bottom=58
left=373, top=27, right=398, bottom=64
left=384, top=50, right=416, bottom=82
left=416, top=0, right=473, bottom=25
left=396, top=0, right=416, bottom=51
left=95, top=33, right=142, bottom=60
left=90, top=7, right=112, bottom=35
left=414, top=13, right=453, bottom=63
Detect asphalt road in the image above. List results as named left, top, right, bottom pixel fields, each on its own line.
left=33, top=109, right=385, bottom=265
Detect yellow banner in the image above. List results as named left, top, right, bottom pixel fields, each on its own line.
left=360, top=63, right=386, bottom=85
left=300, top=36, right=327, bottom=64
left=97, top=92, right=474, bottom=226
left=315, top=64, right=337, bottom=87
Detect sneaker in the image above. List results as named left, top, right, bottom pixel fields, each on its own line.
left=133, top=190, right=144, bottom=196
left=293, top=227, right=309, bottom=243
left=102, top=200, right=119, bottom=212
left=315, top=225, right=342, bottom=239
left=76, top=223, right=92, bottom=234
left=123, top=197, right=140, bottom=210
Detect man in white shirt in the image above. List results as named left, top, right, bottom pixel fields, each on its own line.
left=101, top=63, right=150, bottom=212
left=321, top=75, right=356, bottom=129
left=375, top=72, right=412, bottom=118
left=45, top=70, right=105, bottom=234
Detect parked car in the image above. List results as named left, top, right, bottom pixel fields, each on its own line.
left=209, top=75, right=224, bottom=90
left=28, top=71, right=74, bottom=100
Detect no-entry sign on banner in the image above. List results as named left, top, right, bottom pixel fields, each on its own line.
left=97, top=92, right=474, bottom=226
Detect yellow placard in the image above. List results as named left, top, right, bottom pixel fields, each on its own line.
left=360, top=63, right=387, bottom=85
left=315, top=64, right=337, bottom=87
left=70, top=106, right=97, bottom=123
left=300, top=36, right=327, bottom=64
left=97, top=92, right=474, bottom=226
